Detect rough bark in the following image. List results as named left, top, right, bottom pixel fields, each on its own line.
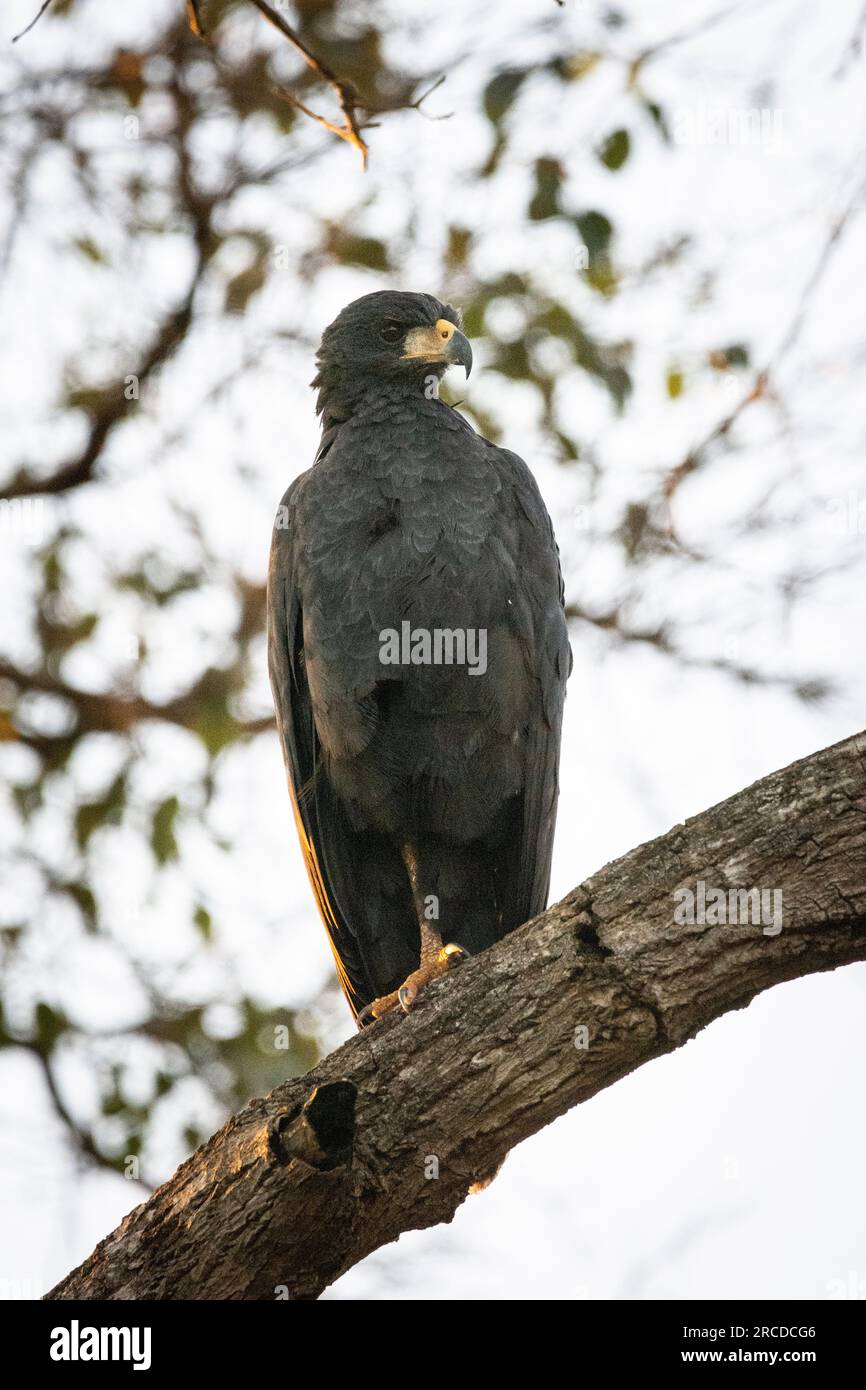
left=46, top=730, right=866, bottom=1301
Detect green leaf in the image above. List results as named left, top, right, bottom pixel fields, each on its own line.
left=445, top=225, right=472, bottom=269
left=63, top=384, right=123, bottom=415
left=643, top=99, right=670, bottom=142
left=719, top=343, right=750, bottom=369
left=224, top=239, right=270, bottom=315
left=194, top=905, right=212, bottom=939
left=585, top=259, right=619, bottom=296
left=151, top=796, right=180, bottom=864
left=74, top=772, right=128, bottom=850
left=34, top=1002, right=68, bottom=1051
left=73, top=237, right=106, bottom=264
left=482, top=68, right=529, bottom=126
left=528, top=158, right=563, bottom=221
left=618, top=502, right=651, bottom=561
left=324, top=229, right=390, bottom=271
left=102, top=1090, right=125, bottom=1116
left=224, top=264, right=266, bottom=315
left=575, top=210, right=613, bottom=258
left=64, top=881, right=98, bottom=929
left=565, top=52, right=601, bottom=81
left=598, top=129, right=630, bottom=171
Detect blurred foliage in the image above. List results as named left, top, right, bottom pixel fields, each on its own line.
left=0, top=0, right=855, bottom=1187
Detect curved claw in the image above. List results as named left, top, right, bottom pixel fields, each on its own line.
left=357, top=990, right=400, bottom=1027
left=358, top=940, right=471, bottom=1026
left=398, top=941, right=469, bottom=1013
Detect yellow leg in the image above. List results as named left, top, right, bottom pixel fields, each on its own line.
left=356, top=844, right=469, bottom=1026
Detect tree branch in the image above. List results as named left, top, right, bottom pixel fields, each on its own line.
left=659, top=177, right=865, bottom=512
left=46, top=730, right=866, bottom=1300
left=11, top=0, right=58, bottom=44
left=0, top=257, right=208, bottom=502
left=0, top=66, right=217, bottom=503
left=564, top=600, right=831, bottom=702
left=246, top=0, right=369, bottom=166
left=0, top=657, right=273, bottom=743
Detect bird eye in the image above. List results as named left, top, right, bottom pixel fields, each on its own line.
left=380, top=321, right=402, bottom=343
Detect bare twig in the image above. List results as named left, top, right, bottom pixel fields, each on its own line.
left=246, top=0, right=369, bottom=166
left=635, top=0, right=754, bottom=67
left=834, top=0, right=866, bottom=78
left=185, top=0, right=207, bottom=39
left=359, top=74, right=451, bottom=122
left=564, top=599, right=830, bottom=701
left=0, top=658, right=274, bottom=743
left=0, top=272, right=204, bottom=500
left=660, top=178, right=865, bottom=510
left=11, top=0, right=57, bottom=44
left=30, top=1047, right=104, bottom=1171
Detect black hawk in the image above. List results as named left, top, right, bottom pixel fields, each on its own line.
left=268, top=291, right=571, bottom=1025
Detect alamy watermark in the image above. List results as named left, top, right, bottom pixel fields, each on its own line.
left=673, top=104, right=784, bottom=152
left=674, top=880, right=783, bottom=936
left=826, top=1270, right=866, bottom=1299
left=826, top=492, right=866, bottom=535
left=379, top=621, right=487, bottom=676
left=50, top=1323, right=151, bottom=1370
left=0, top=497, right=47, bottom=543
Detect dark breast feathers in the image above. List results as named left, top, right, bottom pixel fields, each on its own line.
left=268, top=391, right=570, bottom=1018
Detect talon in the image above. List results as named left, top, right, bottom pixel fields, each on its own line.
left=357, top=936, right=469, bottom=1029
left=357, top=988, right=401, bottom=1026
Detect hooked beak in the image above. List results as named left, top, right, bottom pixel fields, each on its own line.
left=445, top=327, right=473, bottom=377
left=402, top=317, right=473, bottom=377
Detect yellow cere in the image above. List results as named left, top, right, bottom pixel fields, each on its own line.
left=401, top=319, right=457, bottom=361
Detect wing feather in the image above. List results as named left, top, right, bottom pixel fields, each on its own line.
left=487, top=443, right=571, bottom=934
left=267, top=482, right=369, bottom=1018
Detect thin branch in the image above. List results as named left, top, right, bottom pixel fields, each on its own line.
left=0, top=65, right=220, bottom=504
left=269, top=83, right=366, bottom=165
left=185, top=0, right=207, bottom=39
left=9, top=1040, right=155, bottom=1192
left=0, top=262, right=208, bottom=501
left=661, top=370, right=769, bottom=505
left=834, top=0, right=866, bottom=78
left=245, top=0, right=369, bottom=166
left=0, top=657, right=274, bottom=743
left=660, top=177, right=865, bottom=510
left=11, top=0, right=57, bottom=44
left=358, top=74, right=451, bottom=122
left=564, top=600, right=831, bottom=702
left=634, top=0, right=755, bottom=67
left=29, top=1046, right=105, bottom=1170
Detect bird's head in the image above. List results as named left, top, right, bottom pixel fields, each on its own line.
left=312, top=290, right=472, bottom=422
